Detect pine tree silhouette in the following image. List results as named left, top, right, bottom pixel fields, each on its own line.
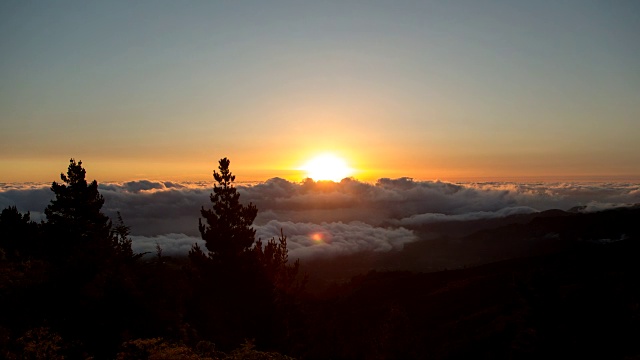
left=44, top=159, right=112, bottom=262
left=46, top=159, right=110, bottom=236
left=44, top=159, right=135, bottom=267
left=188, top=158, right=271, bottom=349
left=198, top=157, right=258, bottom=260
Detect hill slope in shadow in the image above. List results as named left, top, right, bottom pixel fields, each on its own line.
left=302, top=205, right=640, bottom=287
left=301, top=230, right=640, bottom=359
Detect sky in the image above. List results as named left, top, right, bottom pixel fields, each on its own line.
left=1, top=1, right=639, bottom=182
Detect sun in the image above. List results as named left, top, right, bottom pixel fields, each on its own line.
left=300, top=154, right=354, bottom=182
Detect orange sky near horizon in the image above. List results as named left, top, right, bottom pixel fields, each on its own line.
left=2, top=150, right=639, bottom=184
left=1, top=2, right=639, bottom=184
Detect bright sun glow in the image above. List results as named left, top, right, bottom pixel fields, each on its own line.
left=301, top=154, right=353, bottom=182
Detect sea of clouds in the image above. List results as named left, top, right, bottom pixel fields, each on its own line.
left=2, top=178, right=639, bottom=259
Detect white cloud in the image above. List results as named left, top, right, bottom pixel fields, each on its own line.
left=131, top=233, right=204, bottom=258
left=392, top=206, right=538, bottom=226
left=2, top=178, right=639, bottom=258
left=255, top=220, right=417, bottom=259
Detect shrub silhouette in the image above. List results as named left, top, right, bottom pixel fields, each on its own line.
left=0, top=205, right=38, bottom=260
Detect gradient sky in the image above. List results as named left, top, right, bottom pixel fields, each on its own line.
left=1, top=1, right=639, bottom=182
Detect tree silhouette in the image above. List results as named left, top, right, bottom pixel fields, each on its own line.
left=44, top=158, right=136, bottom=268
left=198, top=157, right=258, bottom=260
left=45, top=159, right=111, bottom=256
left=46, top=159, right=109, bottom=228
left=39, top=159, right=140, bottom=356
left=112, top=211, right=142, bottom=262
left=189, top=158, right=283, bottom=349
left=0, top=205, right=38, bottom=260
left=253, top=229, right=305, bottom=296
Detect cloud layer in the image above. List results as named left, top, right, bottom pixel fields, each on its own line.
left=255, top=220, right=417, bottom=259
left=2, top=178, right=639, bottom=259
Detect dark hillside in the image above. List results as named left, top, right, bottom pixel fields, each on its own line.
left=300, top=238, right=640, bottom=359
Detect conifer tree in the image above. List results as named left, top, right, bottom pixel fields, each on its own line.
left=44, top=159, right=134, bottom=264
left=39, top=160, right=141, bottom=357
left=189, top=158, right=268, bottom=348
left=111, top=211, right=140, bottom=261
left=45, top=159, right=111, bottom=244
left=190, top=158, right=305, bottom=350
left=198, top=157, right=258, bottom=260
left=253, top=229, right=305, bottom=295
